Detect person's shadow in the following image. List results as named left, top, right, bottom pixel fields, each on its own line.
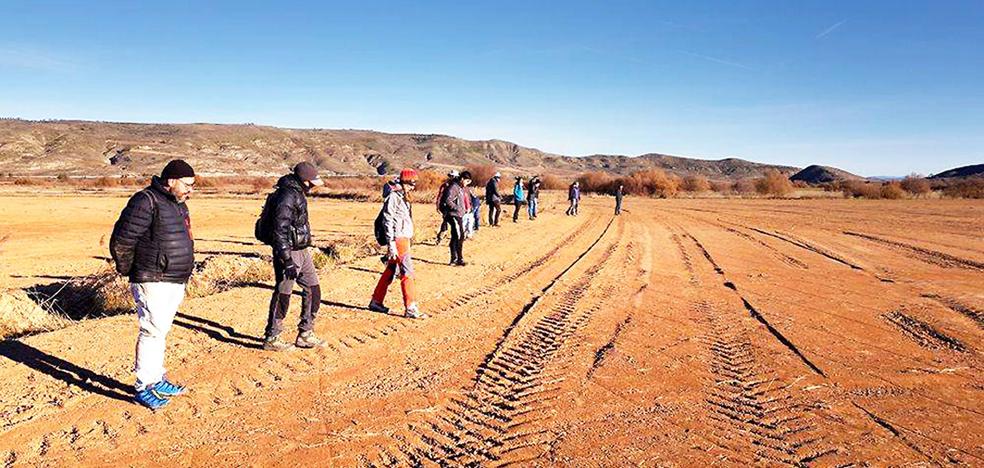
left=242, top=282, right=370, bottom=311
left=172, top=312, right=264, bottom=350
left=0, top=340, right=131, bottom=402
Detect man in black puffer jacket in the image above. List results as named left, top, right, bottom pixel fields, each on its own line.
left=110, top=159, right=196, bottom=411
left=262, top=162, right=326, bottom=351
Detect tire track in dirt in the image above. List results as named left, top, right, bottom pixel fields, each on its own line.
left=746, top=228, right=864, bottom=271
left=698, top=301, right=836, bottom=466
left=844, top=231, right=984, bottom=271
left=0, top=217, right=609, bottom=465
left=679, top=229, right=826, bottom=378
left=922, top=294, right=984, bottom=329
left=372, top=218, right=620, bottom=466
left=881, top=310, right=968, bottom=353
left=663, top=208, right=809, bottom=269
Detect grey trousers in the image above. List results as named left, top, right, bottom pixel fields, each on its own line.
left=265, top=248, right=321, bottom=338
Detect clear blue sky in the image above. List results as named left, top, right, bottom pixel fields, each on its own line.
left=1, top=1, right=982, bottom=176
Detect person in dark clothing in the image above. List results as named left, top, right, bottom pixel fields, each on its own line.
left=566, top=181, right=581, bottom=216
left=110, top=159, right=196, bottom=411
left=485, top=172, right=502, bottom=226
left=527, top=176, right=541, bottom=220
left=435, top=170, right=459, bottom=243
left=512, top=176, right=526, bottom=222
left=614, top=184, right=624, bottom=215
left=262, top=162, right=326, bottom=351
left=441, top=171, right=471, bottom=266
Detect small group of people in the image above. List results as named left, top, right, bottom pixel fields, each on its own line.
left=109, top=159, right=625, bottom=411
left=111, top=160, right=335, bottom=410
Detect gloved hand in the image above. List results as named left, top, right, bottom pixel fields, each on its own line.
left=284, top=264, right=299, bottom=280
left=386, top=242, right=399, bottom=261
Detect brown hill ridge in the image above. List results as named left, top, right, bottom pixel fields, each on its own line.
left=0, top=119, right=798, bottom=179
left=790, top=165, right=864, bottom=184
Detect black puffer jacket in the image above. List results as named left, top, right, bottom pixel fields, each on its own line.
left=110, top=177, right=195, bottom=284
left=270, top=174, right=313, bottom=266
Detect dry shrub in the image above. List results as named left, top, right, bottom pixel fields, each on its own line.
left=416, top=170, right=445, bottom=192
left=89, top=176, right=119, bottom=188
left=26, top=266, right=133, bottom=320
left=681, top=175, right=711, bottom=192
left=186, top=255, right=273, bottom=297
left=754, top=170, right=793, bottom=197
left=249, top=176, right=276, bottom=193
left=710, top=180, right=732, bottom=193
left=13, top=178, right=46, bottom=186
left=941, top=178, right=984, bottom=199
left=880, top=182, right=906, bottom=199
left=900, top=175, right=931, bottom=196
left=465, top=164, right=496, bottom=187
left=791, top=180, right=810, bottom=189
left=315, top=238, right=378, bottom=268
left=0, top=289, right=66, bottom=339
left=540, top=174, right=567, bottom=190
left=194, top=176, right=219, bottom=188
left=840, top=180, right=882, bottom=199
left=623, top=169, right=679, bottom=198
left=733, top=179, right=757, bottom=194
left=576, top=171, right=614, bottom=193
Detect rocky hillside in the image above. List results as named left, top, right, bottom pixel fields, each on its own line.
left=789, top=165, right=864, bottom=184
left=930, top=163, right=984, bottom=179
left=0, top=119, right=798, bottom=179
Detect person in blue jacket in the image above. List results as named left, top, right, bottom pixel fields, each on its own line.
left=512, top=176, right=526, bottom=223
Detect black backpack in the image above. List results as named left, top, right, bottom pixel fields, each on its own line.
left=254, top=191, right=278, bottom=245
left=373, top=203, right=388, bottom=246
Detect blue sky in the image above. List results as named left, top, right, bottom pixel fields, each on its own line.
left=1, top=1, right=982, bottom=176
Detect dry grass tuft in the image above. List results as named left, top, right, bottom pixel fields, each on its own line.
left=0, top=289, right=67, bottom=339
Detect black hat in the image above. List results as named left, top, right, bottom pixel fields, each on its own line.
left=293, top=162, right=324, bottom=186
left=161, top=159, right=195, bottom=180
left=460, top=170, right=472, bottom=180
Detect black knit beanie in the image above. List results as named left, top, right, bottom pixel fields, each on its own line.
left=161, top=159, right=195, bottom=180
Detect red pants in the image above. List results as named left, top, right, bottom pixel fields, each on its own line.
left=371, top=238, right=416, bottom=309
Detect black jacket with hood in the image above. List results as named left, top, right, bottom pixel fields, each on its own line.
left=269, top=174, right=313, bottom=266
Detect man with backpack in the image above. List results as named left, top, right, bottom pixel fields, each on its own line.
left=527, top=176, right=541, bottom=220
left=369, top=169, right=426, bottom=319
left=434, top=170, right=458, bottom=244
left=110, top=159, right=196, bottom=411
left=441, top=171, right=471, bottom=266
left=485, top=172, right=502, bottom=226
left=255, top=162, right=325, bottom=352
left=566, top=181, right=581, bottom=216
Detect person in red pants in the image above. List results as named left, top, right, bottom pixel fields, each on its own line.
left=369, top=168, right=426, bottom=319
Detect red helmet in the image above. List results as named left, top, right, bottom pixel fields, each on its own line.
left=400, top=168, right=418, bottom=184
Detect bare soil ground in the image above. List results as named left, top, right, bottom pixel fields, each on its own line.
left=0, top=194, right=981, bottom=466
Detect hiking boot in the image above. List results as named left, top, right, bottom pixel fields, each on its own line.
left=153, top=376, right=186, bottom=397
left=295, top=330, right=325, bottom=349
left=406, top=304, right=428, bottom=319
left=263, top=334, right=293, bottom=352
left=368, top=300, right=390, bottom=314
left=134, top=387, right=170, bottom=411
left=454, top=260, right=467, bottom=267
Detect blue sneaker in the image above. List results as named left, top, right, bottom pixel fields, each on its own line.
left=153, top=377, right=187, bottom=397
left=134, top=388, right=170, bottom=411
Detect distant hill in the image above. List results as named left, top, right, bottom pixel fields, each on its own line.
left=0, top=119, right=798, bottom=179
left=789, top=165, right=863, bottom=184
left=930, top=163, right=984, bottom=179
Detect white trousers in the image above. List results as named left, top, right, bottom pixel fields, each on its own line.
left=132, top=282, right=185, bottom=391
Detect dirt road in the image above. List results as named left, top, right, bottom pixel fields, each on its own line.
left=0, top=194, right=981, bottom=466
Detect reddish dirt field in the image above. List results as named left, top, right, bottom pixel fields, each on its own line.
left=0, top=194, right=981, bottom=466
